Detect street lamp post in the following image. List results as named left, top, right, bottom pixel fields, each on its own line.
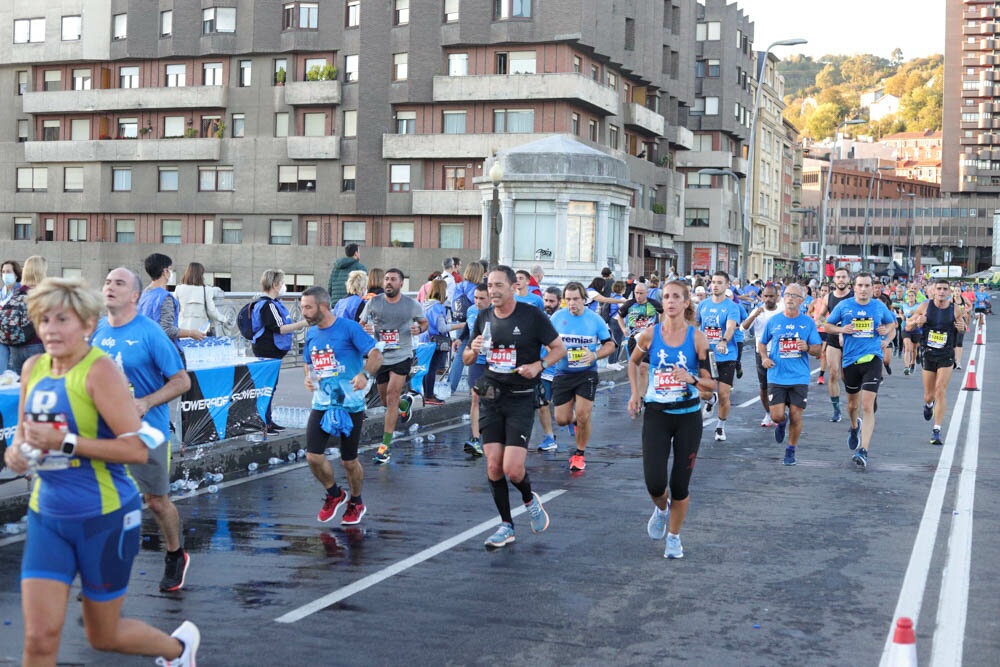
left=903, top=192, right=916, bottom=275
left=488, top=161, right=504, bottom=268
left=819, top=118, right=865, bottom=265
left=699, top=167, right=744, bottom=281
left=742, top=38, right=807, bottom=284
left=862, top=166, right=895, bottom=271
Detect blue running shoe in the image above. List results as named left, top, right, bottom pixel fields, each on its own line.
left=664, top=534, right=684, bottom=559
left=647, top=504, right=669, bottom=540
left=463, top=437, right=484, bottom=457
left=484, top=522, right=515, bottom=549
left=525, top=492, right=550, bottom=533
left=930, top=428, right=943, bottom=446
left=852, top=447, right=868, bottom=468
left=783, top=446, right=797, bottom=466
left=537, top=435, right=557, bottom=452
left=830, top=407, right=842, bottom=423
left=373, top=445, right=391, bottom=465
left=774, top=419, right=787, bottom=444
left=848, top=418, right=861, bottom=451
left=923, top=402, right=934, bottom=421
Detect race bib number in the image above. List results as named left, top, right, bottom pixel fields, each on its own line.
left=487, top=346, right=517, bottom=374
left=704, top=326, right=722, bottom=342
left=379, top=329, right=400, bottom=350
left=778, top=335, right=801, bottom=358
left=631, top=316, right=653, bottom=331
left=851, top=318, right=874, bottom=338
left=653, top=366, right=687, bottom=402
left=567, top=347, right=590, bottom=369
left=311, top=347, right=344, bottom=378
left=927, top=329, right=947, bottom=349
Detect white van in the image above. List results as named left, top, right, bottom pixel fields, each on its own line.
left=928, top=265, right=963, bottom=279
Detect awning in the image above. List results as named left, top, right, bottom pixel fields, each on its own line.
left=644, top=246, right=677, bottom=259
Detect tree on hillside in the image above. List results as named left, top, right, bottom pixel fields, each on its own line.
left=816, top=63, right=843, bottom=89
left=898, top=77, right=943, bottom=131
left=891, top=48, right=904, bottom=67
left=807, top=102, right=852, bottom=139
left=840, top=54, right=892, bottom=89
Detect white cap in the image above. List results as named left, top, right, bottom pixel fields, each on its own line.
left=694, top=285, right=706, bottom=294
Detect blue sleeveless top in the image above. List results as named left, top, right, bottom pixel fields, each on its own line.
left=644, top=324, right=701, bottom=414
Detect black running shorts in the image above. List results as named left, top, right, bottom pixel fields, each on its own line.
left=552, top=371, right=599, bottom=406
left=842, top=358, right=883, bottom=395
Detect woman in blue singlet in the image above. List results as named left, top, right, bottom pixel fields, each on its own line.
left=627, top=280, right=714, bottom=560
left=900, top=290, right=922, bottom=375
left=3, top=278, right=199, bottom=666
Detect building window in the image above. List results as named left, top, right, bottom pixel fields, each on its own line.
left=166, top=64, right=186, bottom=87
left=345, top=55, right=359, bottom=82
left=275, top=112, right=290, bottom=137
left=201, top=115, right=221, bottom=138
left=304, top=112, right=326, bottom=137
left=112, top=167, right=131, bottom=192
left=284, top=2, right=318, bottom=29
left=566, top=201, right=596, bottom=262
left=444, top=166, right=466, bottom=190
left=442, top=111, right=466, bottom=134
left=685, top=208, right=710, bottom=227
left=274, top=58, right=287, bottom=85
left=494, top=109, right=534, bottom=133
left=708, top=59, right=721, bottom=77
left=14, top=18, right=45, bottom=44
left=17, top=71, right=27, bottom=95
left=61, top=15, right=82, bottom=41
left=343, top=220, right=365, bottom=245
left=440, top=223, right=464, bottom=249
left=17, top=119, right=29, bottom=142
left=343, top=110, right=357, bottom=137
left=43, top=70, right=61, bottom=92
left=222, top=220, right=242, bottom=244
left=513, top=200, right=556, bottom=262
left=278, top=165, right=317, bottom=192
left=231, top=113, right=245, bottom=137
left=607, top=72, right=617, bottom=90
left=703, top=97, right=719, bottom=116
left=303, top=57, right=326, bottom=79
left=588, top=119, right=598, bottom=141
left=494, top=0, right=532, bottom=19
left=114, top=117, right=136, bottom=139
left=346, top=0, right=360, bottom=27
left=448, top=53, right=468, bottom=76
left=42, top=120, right=60, bottom=141
left=162, top=219, right=182, bottom=244
left=119, top=66, right=139, bottom=89
left=203, top=7, right=236, bottom=34
left=395, top=0, right=409, bottom=25
left=113, top=13, right=127, bottom=40
left=648, top=186, right=657, bottom=210
left=687, top=172, right=712, bottom=188
left=64, top=167, right=83, bottom=192
left=16, top=167, right=47, bottom=192
left=68, top=218, right=87, bottom=241
left=72, top=68, right=91, bottom=90
left=161, top=10, right=173, bottom=36
left=163, top=116, right=185, bottom=138
left=203, top=62, right=223, bottom=86
left=270, top=220, right=293, bottom=245
left=624, top=17, right=635, bottom=50
left=238, top=60, right=252, bottom=87
left=571, top=113, right=579, bottom=135
left=609, top=125, right=619, bottom=150
left=200, top=166, right=234, bottom=191
left=509, top=51, right=536, bottom=74
left=70, top=119, right=90, bottom=140
left=393, top=53, right=408, bottom=81
left=115, top=219, right=135, bottom=243
left=342, top=165, right=356, bottom=191
left=396, top=111, right=416, bottom=134
left=14, top=218, right=32, bottom=241
left=444, top=0, right=460, bottom=22
left=159, top=167, right=179, bottom=192
left=696, top=21, right=720, bottom=41
left=390, top=165, right=411, bottom=192
left=305, top=220, right=318, bottom=245
left=390, top=222, right=414, bottom=247
left=607, top=204, right=623, bottom=258
left=591, top=64, right=600, bottom=81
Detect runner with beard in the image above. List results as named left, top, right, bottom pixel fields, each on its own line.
left=741, top=284, right=782, bottom=427
left=535, top=287, right=562, bottom=452
left=813, top=268, right=853, bottom=422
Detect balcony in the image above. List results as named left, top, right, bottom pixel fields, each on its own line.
left=283, top=81, right=341, bottom=106
left=666, top=124, right=694, bottom=150
left=24, top=138, right=222, bottom=162
left=621, top=103, right=665, bottom=136
left=287, top=136, right=340, bottom=160
left=382, top=132, right=555, bottom=159
left=432, top=74, right=619, bottom=116
left=411, top=189, right=481, bottom=215
left=22, top=86, right=228, bottom=114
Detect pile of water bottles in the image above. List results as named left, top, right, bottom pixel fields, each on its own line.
left=2, top=515, right=27, bottom=536
left=179, top=336, right=251, bottom=369
left=272, top=406, right=311, bottom=429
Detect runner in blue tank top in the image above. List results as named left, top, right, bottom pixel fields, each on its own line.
left=628, top=280, right=714, bottom=560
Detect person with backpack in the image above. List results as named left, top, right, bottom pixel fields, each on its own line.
left=327, top=244, right=365, bottom=308
left=447, top=261, right=484, bottom=393
left=332, top=270, right=368, bottom=322
left=3, top=255, right=48, bottom=374
left=250, top=269, right=309, bottom=433
left=419, top=279, right=452, bottom=405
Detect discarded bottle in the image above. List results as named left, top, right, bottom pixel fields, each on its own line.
left=247, top=462, right=259, bottom=472
left=481, top=321, right=492, bottom=359
left=268, top=457, right=282, bottom=465
left=408, top=424, right=420, bottom=434
left=287, top=452, right=297, bottom=462
left=297, top=448, right=306, bottom=459
left=3, top=523, right=25, bottom=535
left=461, top=414, right=471, bottom=422
left=211, top=473, right=224, bottom=483
left=426, top=433, right=436, bottom=442
left=207, top=485, right=219, bottom=494
left=413, top=436, right=424, bottom=445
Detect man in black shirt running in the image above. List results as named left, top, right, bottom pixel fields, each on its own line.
left=465, top=266, right=566, bottom=549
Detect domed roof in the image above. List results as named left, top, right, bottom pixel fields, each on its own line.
left=496, top=135, right=629, bottom=184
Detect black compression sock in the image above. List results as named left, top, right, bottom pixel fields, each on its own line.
left=511, top=472, right=533, bottom=504
left=350, top=495, right=362, bottom=505
left=489, top=477, right=513, bottom=524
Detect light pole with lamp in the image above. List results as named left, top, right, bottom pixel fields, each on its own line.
left=862, top=166, right=895, bottom=271
left=699, top=167, right=744, bottom=282
left=819, top=117, right=866, bottom=266
left=902, top=192, right=916, bottom=276
left=488, top=160, right=504, bottom=268
left=743, top=38, right=807, bottom=284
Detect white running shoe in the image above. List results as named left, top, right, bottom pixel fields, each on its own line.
left=760, top=414, right=774, bottom=427
left=155, top=621, right=200, bottom=667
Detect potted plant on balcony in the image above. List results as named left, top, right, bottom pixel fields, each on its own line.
left=140, top=125, right=152, bottom=137
left=275, top=67, right=286, bottom=86
left=306, top=65, right=322, bottom=81
left=651, top=203, right=666, bottom=215
left=321, top=64, right=338, bottom=81
left=214, top=121, right=226, bottom=139
left=184, top=127, right=198, bottom=138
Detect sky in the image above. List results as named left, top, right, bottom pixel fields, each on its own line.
left=735, top=0, right=945, bottom=61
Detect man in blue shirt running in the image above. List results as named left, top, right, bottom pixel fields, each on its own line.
left=94, top=267, right=192, bottom=592
left=825, top=273, right=898, bottom=468
left=696, top=271, right=743, bottom=442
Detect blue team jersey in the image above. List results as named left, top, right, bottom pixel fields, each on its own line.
left=92, top=315, right=184, bottom=439
left=760, top=313, right=822, bottom=386
left=975, top=292, right=990, bottom=309
left=800, top=295, right=813, bottom=315
left=734, top=303, right=748, bottom=343
left=644, top=324, right=701, bottom=413
left=466, top=304, right=486, bottom=365
left=827, top=298, right=896, bottom=366
left=549, top=308, right=611, bottom=375
left=303, top=317, right=376, bottom=412
left=515, top=293, right=545, bottom=310
left=697, top=298, right=742, bottom=362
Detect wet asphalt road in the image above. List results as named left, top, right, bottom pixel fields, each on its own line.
left=0, top=339, right=998, bottom=666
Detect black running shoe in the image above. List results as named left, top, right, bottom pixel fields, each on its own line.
left=160, top=552, right=190, bottom=592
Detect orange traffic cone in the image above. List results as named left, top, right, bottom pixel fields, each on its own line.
left=963, top=357, right=980, bottom=391
left=887, top=617, right=917, bottom=666
left=975, top=324, right=985, bottom=346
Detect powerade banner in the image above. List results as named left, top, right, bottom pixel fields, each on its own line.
left=179, top=359, right=281, bottom=446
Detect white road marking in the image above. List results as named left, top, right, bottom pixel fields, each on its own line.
left=275, top=489, right=568, bottom=624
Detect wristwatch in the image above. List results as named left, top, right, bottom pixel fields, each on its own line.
left=61, top=432, right=78, bottom=456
